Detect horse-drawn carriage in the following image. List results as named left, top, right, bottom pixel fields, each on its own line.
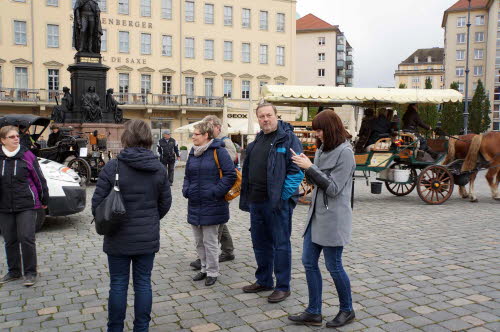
left=262, top=85, right=499, bottom=205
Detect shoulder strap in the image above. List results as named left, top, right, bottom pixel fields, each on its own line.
left=213, top=149, right=222, bottom=179
left=114, top=160, right=120, bottom=189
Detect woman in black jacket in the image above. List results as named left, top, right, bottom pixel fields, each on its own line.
left=0, top=126, right=49, bottom=287
left=92, top=120, right=172, bottom=332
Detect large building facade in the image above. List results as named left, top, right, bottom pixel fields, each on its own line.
left=442, top=0, right=499, bottom=131
left=394, top=48, right=445, bottom=89
left=295, top=14, right=353, bottom=87
left=0, top=0, right=297, bottom=145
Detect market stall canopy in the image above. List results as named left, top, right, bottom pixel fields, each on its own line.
left=261, top=85, right=464, bottom=107
left=174, top=118, right=260, bottom=135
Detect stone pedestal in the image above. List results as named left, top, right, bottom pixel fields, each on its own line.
left=64, top=122, right=125, bottom=154
left=67, top=53, right=110, bottom=123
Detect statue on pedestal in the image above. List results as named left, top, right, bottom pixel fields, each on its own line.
left=73, top=0, right=103, bottom=54
left=51, top=87, right=73, bottom=123
left=82, top=86, right=103, bottom=122
left=105, top=88, right=125, bottom=124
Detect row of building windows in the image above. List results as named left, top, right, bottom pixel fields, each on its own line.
left=456, top=15, right=486, bottom=27
left=456, top=32, right=485, bottom=44
left=455, top=65, right=484, bottom=76
left=0, top=66, right=284, bottom=100
left=11, top=21, right=286, bottom=65
left=455, top=49, right=485, bottom=60
left=40, top=0, right=287, bottom=31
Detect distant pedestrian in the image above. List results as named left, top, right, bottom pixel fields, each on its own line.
left=288, top=109, right=356, bottom=328
left=239, top=102, right=304, bottom=303
left=92, top=119, right=172, bottom=332
left=0, top=126, right=49, bottom=287
left=47, top=125, right=62, bottom=147
left=157, top=129, right=180, bottom=186
left=183, top=121, right=236, bottom=287
left=190, top=115, right=237, bottom=271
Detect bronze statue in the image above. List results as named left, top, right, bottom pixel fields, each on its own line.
left=82, top=86, right=103, bottom=122
left=105, top=88, right=125, bottom=123
left=73, top=0, right=103, bottom=53
left=51, top=87, right=73, bottom=123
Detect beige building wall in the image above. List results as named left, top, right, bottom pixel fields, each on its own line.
left=395, top=63, right=444, bottom=89
left=443, top=9, right=488, bottom=93
left=295, top=31, right=337, bottom=86
left=443, top=0, right=499, bottom=130
left=0, top=0, right=297, bottom=146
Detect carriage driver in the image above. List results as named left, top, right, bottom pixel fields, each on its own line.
left=402, top=104, right=439, bottom=159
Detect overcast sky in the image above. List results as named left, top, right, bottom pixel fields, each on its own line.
left=296, top=0, right=458, bottom=88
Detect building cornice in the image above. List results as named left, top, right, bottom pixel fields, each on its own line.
left=116, top=65, right=133, bottom=72
left=239, top=73, right=254, bottom=79
left=202, top=71, right=217, bottom=77
left=221, top=72, right=236, bottom=78
left=182, top=69, right=198, bottom=75
left=10, top=58, right=32, bottom=65
left=138, top=66, right=155, bottom=73
left=43, top=61, right=64, bottom=68
left=159, top=68, right=176, bottom=74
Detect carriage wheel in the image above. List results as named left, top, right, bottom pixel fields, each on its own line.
left=385, top=163, right=418, bottom=196
left=67, top=158, right=91, bottom=186
left=417, top=165, right=454, bottom=205
left=298, top=180, right=314, bottom=205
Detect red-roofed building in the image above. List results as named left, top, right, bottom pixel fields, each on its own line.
left=442, top=0, right=499, bottom=130
left=296, top=14, right=353, bottom=87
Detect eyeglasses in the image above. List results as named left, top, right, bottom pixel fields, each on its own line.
left=6, top=135, right=20, bottom=139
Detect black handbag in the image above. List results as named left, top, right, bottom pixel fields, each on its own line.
left=93, top=161, right=127, bottom=235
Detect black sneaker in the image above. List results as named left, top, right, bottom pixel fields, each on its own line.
left=190, top=259, right=201, bottom=270
left=219, top=253, right=235, bottom=262
left=0, top=272, right=21, bottom=285
left=288, top=311, right=323, bottom=326
left=205, top=276, right=217, bottom=286
left=23, top=274, right=37, bottom=287
left=326, top=310, right=355, bottom=328
left=192, top=272, right=207, bottom=281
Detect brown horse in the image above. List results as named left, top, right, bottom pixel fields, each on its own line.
left=444, top=131, right=500, bottom=202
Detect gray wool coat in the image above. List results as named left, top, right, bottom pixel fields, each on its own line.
left=303, top=141, right=355, bottom=247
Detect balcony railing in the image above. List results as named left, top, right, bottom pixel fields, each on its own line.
left=336, top=60, right=345, bottom=68
left=346, top=70, right=353, bottom=77
left=0, top=88, right=224, bottom=108
left=336, top=45, right=345, bottom=52
left=346, top=55, right=353, bottom=63
left=336, top=77, right=346, bottom=84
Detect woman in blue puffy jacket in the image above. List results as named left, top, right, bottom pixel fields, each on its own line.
left=183, top=121, right=236, bottom=287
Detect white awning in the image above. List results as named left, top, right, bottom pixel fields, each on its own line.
left=262, top=85, right=463, bottom=106
left=174, top=119, right=260, bottom=135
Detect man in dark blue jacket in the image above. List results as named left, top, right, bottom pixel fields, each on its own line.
left=239, top=102, right=304, bottom=303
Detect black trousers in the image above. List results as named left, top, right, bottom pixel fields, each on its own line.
left=218, top=224, right=234, bottom=255
left=164, top=162, right=175, bottom=185
left=0, top=210, right=37, bottom=276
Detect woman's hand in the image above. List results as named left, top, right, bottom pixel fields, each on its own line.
left=292, top=153, right=313, bottom=170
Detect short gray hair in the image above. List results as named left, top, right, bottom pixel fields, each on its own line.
left=256, top=102, right=278, bottom=115
left=203, top=115, right=222, bottom=127
left=193, top=121, right=215, bottom=139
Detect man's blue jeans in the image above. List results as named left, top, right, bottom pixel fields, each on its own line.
left=302, top=227, right=353, bottom=314
left=107, top=253, right=155, bottom=332
left=249, top=200, right=292, bottom=291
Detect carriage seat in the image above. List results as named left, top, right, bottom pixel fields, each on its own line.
left=366, top=137, right=392, bottom=152
left=399, top=132, right=419, bottom=148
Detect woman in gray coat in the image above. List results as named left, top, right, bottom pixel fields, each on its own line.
left=288, top=110, right=356, bottom=328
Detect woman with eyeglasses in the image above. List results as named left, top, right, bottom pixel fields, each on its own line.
left=182, top=121, right=236, bottom=286
left=0, top=126, right=49, bottom=287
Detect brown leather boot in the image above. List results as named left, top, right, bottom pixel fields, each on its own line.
left=242, top=283, right=273, bottom=293
left=267, top=290, right=290, bottom=303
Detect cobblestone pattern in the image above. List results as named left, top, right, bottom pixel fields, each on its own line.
left=0, top=170, right=498, bottom=331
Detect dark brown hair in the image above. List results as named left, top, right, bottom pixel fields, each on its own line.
left=121, top=119, right=153, bottom=149
left=312, top=109, right=352, bottom=152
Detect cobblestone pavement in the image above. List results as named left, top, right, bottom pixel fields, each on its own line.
left=0, top=170, right=498, bottom=332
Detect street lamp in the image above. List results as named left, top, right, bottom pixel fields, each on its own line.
left=463, top=0, right=472, bottom=134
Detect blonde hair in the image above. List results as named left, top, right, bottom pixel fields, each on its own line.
left=194, top=121, right=215, bottom=139
left=0, top=126, right=19, bottom=140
